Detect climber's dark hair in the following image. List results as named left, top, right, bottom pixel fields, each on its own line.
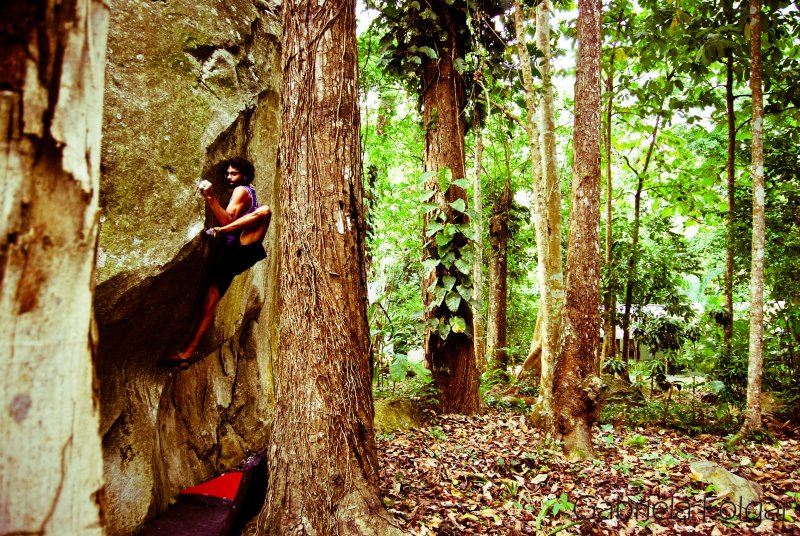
left=223, top=157, right=255, bottom=184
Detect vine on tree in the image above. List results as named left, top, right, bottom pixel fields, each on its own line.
left=419, top=167, right=478, bottom=341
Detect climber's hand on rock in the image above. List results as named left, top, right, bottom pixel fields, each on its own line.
left=198, top=179, right=213, bottom=198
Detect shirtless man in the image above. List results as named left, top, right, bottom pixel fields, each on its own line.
left=158, top=157, right=271, bottom=369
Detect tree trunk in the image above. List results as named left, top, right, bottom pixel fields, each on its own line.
left=601, top=21, right=622, bottom=363
left=552, top=0, right=603, bottom=460
left=536, top=0, right=565, bottom=415
left=518, top=312, right=544, bottom=379
left=487, top=154, right=512, bottom=377
left=723, top=46, right=736, bottom=359
left=620, top=113, right=662, bottom=376
left=473, top=109, right=487, bottom=373
left=739, top=0, right=765, bottom=438
left=0, top=1, right=108, bottom=533
left=513, top=0, right=551, bottom=414
left=420, top=0, right=480, bottom=415
left=259, top=2, right=400, bottom=533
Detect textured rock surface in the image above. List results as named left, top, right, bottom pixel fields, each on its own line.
left=95, top=1, right=280, bottom=533
left=374, top=398, right=426, bottom=433
left=690, top=460, right=764, bottom=507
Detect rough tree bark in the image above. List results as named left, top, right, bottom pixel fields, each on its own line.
left=0, top=1, right=108, bottom=533
left=737, top=0, right=766, bottom=441
left=551, top=0, right=604, bottom=460
left=421, top=0, right=481, bottom=415
left=486, top=156, right=512, bottom=376
left=258, top=1, right=400, bottom=533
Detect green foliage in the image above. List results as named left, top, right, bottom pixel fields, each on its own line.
left=534, top=493, right=574, bottom=530
left=599, top=395, right=743, bottom=436
left=366, top=0, right=511, bottom=100
left=625, top=434, right=648, bottom=448
left=422, top=167, right=477, bottom=341
left=388, top=353, right=430, bottom=383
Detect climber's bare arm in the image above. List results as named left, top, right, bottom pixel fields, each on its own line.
left=209, top=206, right=271, bottom=244
left=201, top=184, right=252, bottom=226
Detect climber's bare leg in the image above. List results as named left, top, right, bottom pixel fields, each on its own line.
left=173, top=283, right=221, bottom=361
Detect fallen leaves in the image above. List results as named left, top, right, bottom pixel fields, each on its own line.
left=377, top=408, right=800, bottom=535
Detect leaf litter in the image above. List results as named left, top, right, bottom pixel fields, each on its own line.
left=377, top=409, right=800, bottom=535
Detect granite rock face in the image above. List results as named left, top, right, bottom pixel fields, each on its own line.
left=95, top=1, right=281, bottom=533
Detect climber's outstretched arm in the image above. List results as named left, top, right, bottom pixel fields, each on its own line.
left=213, top=205, right=271, bottom=234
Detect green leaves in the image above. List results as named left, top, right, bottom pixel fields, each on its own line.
left=454, top=257, right=472, bottom=275
left=449, top=199, right=467, bottom=213
left=419, top=46, right=438, bottom=59
left=450, top=316, right=466, bottom=333
left=417, top=165, right=477, bottom=342
left=445, top=290, right=462, bottom=312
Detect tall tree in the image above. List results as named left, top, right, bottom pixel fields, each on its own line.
left=513, top=0, right=564, bottom=419
left=472, top=70, right=487, bottom=372
left=512, top=0, right=546, bottom=381
left=722, top=0, right=737, bottom=360
left=601, top=16, right=623, bottom=362
left=736, top=0, right=766, bottom=440
left=486, top=145, right=513, bottom=376
left=536, top=0, right=565, bottom=416
left=419, top=13, right=481, bottom=412
left=259, top=1, right=399, bottom=532
left=552, top=0, right=604, bottom=459
left=370, top=0, right=508, bottom=414
left=0, top=1, right=108, bottom=532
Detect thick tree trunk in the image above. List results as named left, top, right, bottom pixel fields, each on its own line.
left=536, top=0, right=565, bottom=415
left=473, top=111, right=487, bottom=373
left=740, top=0, right=765, bottom=438
left=552, top=0, right=603, bottom=460
left=487, top=166, right=512, bottom=376
left=259, top=2, right=400, bottom=533
left=0, top=1, right=108, bottom=533
left=420, top=0, right=480, bottom=415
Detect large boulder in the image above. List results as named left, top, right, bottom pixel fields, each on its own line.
left=95, top=1, right=281, bottom=533
left=690, top=460, right=764, bottom=507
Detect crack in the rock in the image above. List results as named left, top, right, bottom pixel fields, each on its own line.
left=1, top=434, right=74, bottom=536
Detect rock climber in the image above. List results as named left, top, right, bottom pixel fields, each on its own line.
left=158, top=157, right=271, bottom=369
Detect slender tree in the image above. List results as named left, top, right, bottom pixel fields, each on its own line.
left=513, top=0, right=564, bottom=418
left=723, top=0, right=737, bottom=359
left=536, top=0, right=565, bottom=414
left=473, top=86, right=487, bottom=372
left=486, top=146, right=513, bottom=376
left=512, top=0, right=547, bottom=383
left=601, top=18, right=623, bottom=362
left=0, top=1, right=108, bottom=532
left=258, top=1, right=400, bottom=532
left=552, top=0, right=604, bottom=459
left=620, top=110, right=664, bottom=373
left=735, top=0, right=766, bottom=441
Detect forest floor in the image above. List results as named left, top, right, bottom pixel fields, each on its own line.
left=376, top=408, right=800, bottom=535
